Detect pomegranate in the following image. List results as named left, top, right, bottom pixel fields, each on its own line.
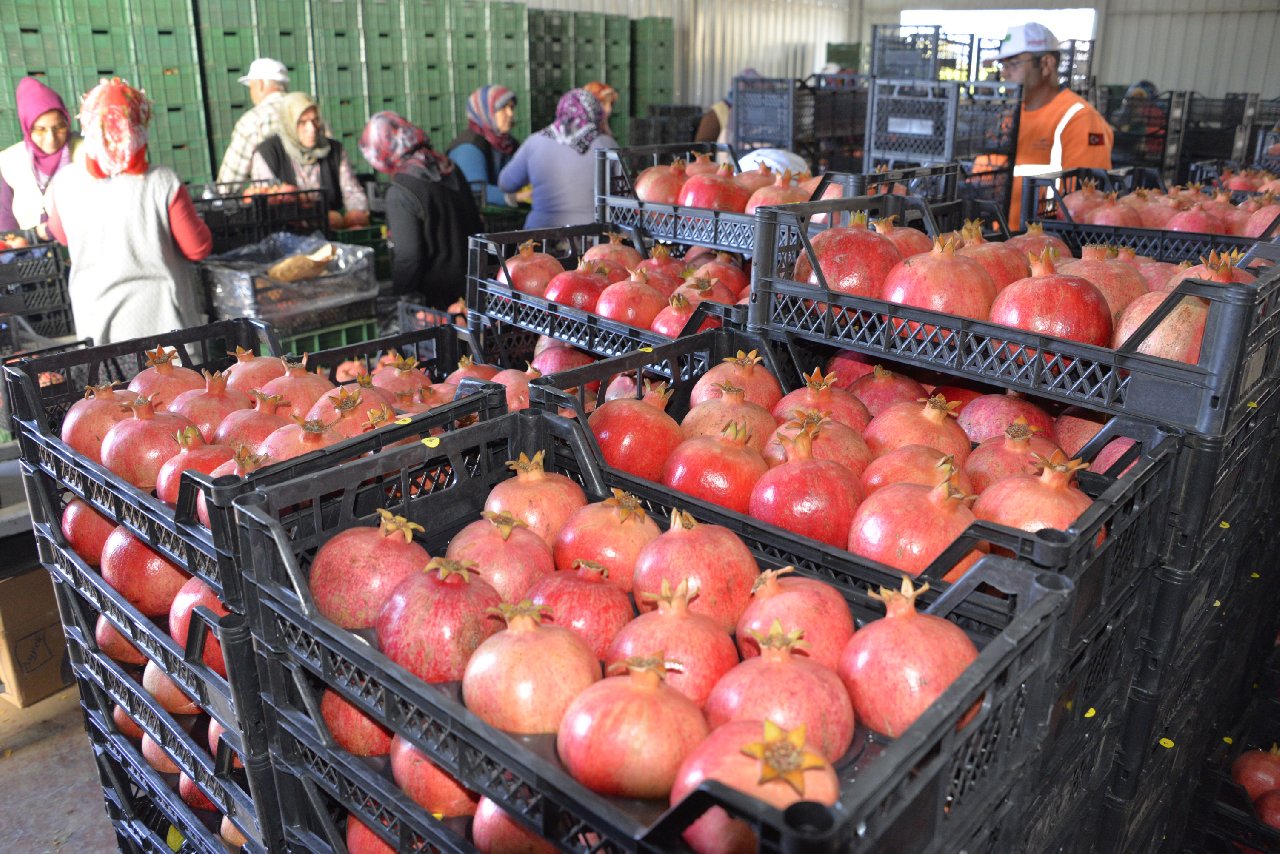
left=972, top=451, right=1095, bottom=537
left=1244, top=201, right=1280, bottom=238
left=956, top=392, right=1055, bottom=444
left=461, top=601, right=601, bottom=733
left=685, top=152, right=718, bottom=176
left=634, top=159, right=689, bottom=205
left=588, top=386, right=684, bottom=480
left=689, top=349, right=783, bottom=410
left=745, top=169, right=807, bottom=214
left=1055, top=407, right=1107, bottom=457
left=596, top=274, right=667, bottom=328
left=1231, top=745, right=1280, bottom=802
left=771, top=368, right=870, bottom=430
left=929, top=384, right=985, bottom=412
left=165, top=369, right=252, bottom=442
left=635, top=244, right=687, bottom=280
left=446, top=511, right=553, bottom=603
left=141, top=659, right=199, bottom=715
left=472, top=797, right=557, bottom=854
left=377, top=558, right=503, bottom=682
left=96, top=614, right=145, bottom=665
left=670, top=720, right=839, bottom=854
left=1166, top=204, right=1226, bottom=234
left=736, top=568, right=853, bottom=671
left=838, top=577, right=979, bottom=737
left=864, top=395, right=971, bottom=463
left=168, top=576, right=229, bottom=676
left=696, top=253, right=749, bottom=297
left=212, top=390, right=290, bottom=449
left=61, top=498, right=115, bottom=566
left=310, top=510, right=429, bottom=630
left=490, top=364, right=539, bottom=412
left=1256, top=790, right=1280, bottom=830
left=1113, top=291, right=1207, bottom=364
left=824, top=350, right=876, bottom=387
left=748, top=425, right=863, bottom=548
left=527, top=559, right=634, bottom=659
left=632, top=510, right=760, bottom=632
left=259, top=356, right=336, bottom=420
left=874, top=215, right=933, bottom=257
left=100, top=527, right=191, bottom=616
left=881, top=239, right=997, bottom=328
left=1002, top=223, right=1071, bottom=259
left=530, top=345, right=598, bottom=393
left=154, top=427, right=234, bottom=505
left=861, top=444, right=974, bottom=495
left=369, top=354, right=430, bottom=400
left=848, top=476, right=987, bottom=582
left=178, top=774, right=221, bottom=813
left=735, top=161, right=776, bottom=193
left=673, top=273, right=736, bottom=307
left=552, top=490, right=660, bottom=592
left=680, top=382, right=776, bottom=453
left=1085, top=193, right=1142, bottom=227
left=651, top=293, right=719, bottom=337
left=306, top=386, right=378, bottom=439
left=127, top=346, right=204, bottom=407
left=445, top=356, right=500, bottom=385
left=60, top=383, right=135, bottom=464
left=141, top=732, right=181, bottom=774
left=794, top=212, right=903, bottom=297
left=497, top=240, right=566, bottom=297
left=990, top=249, right=1113, bottom=347
left=848, top=365, right=928, bottom=416
left=221, top=816, right=250, bottom=849
left=678, top=162, right=751, bottom=213
left=112, top=705, right=144, bottom=739
left=257, top=418, right=343, bottom=462
left=957, top=223, right=1031, bottom=291
left=1162, top=250, right=1254, bottom=290
left=1057, top=245, right=1148, bottom=325
left=100, top=398, right=194, bottom=490
left=390, top=734, right=478, bottom=816
left=483, top=451, right=587, bottom=544
left=544, top=262, right=611, bottom=311
left=196, top=447, right=268, bottom=527
left=607, top=579, right=739, bottom=709
left=208, top=718, right=243, bottom=768
left=1061, top=179, right=1104, bottom=221
left=583, top=232, right=643, bottom=270
left=965, top=420, right=1062, bottom=492
left=762, top=410, right=872, bottom=477
left=320, top=689, right=392, bottom=756
left=223, top=346, right=286, bottom=393
left=662, top=421, right=768, bottom=513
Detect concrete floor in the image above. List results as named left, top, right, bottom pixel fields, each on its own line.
left=0, top=684, right=120, bottom=852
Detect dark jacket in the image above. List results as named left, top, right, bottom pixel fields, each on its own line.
left=254, top=135, right=344, bottom=212
left=386, top=166, right=484, bottom=308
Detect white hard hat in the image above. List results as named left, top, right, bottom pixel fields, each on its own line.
left=993, top=23, right=1061, bottom=60
left=238, top=58, right=290, bottom=86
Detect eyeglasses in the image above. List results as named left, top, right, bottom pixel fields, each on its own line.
left=997, top=54, right=1039, bottom=70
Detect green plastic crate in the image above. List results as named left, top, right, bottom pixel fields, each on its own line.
left=632, top=17, right=674, bottom=40
left=5, top=26, right=66, bottom=67
left=448, top=0, right=487, bottom=35
left=255, top=0, right=309, bottom=33
left=154, top=140, right=212, bottom=185
left=530, top=9, right=571, bottom=38
left=451, top=31, right=486, bottom=66
left=365, top=28, right=404, bottom=66
left=489, top=2, right=525, bottom=34
left=202, top=63, right=252, bottom=105
left=132, top=27, right=198, bottom=68
left=531, top=65, right=571, bottom=93
left=197, top=0, right=254, bottom=30
left=314, top=30, right=361, bottom=67
left=404, top=0, right=447, bottom=38
left=66, top=0, right=129, bottom=29
left=610, top=113, right=629, bottom=146
left=0, top=70, right=75, bottom=124
left=199, top=27, right=256, bottom=70
left=135, top=65, right=201, bottom=107
left=151, top=104, right=207, bottom=143
left=488, top=31, right=527, bottom=65
left=408, top=92, right=452, bottom=133
left=490, top=63, right=528, bottom=95
left=407, top=64, right=450, bottom=98
left=65, top=28, right=134, bottom=73
left=129, top=0, right=194, bottom=28
left=315, top=65, right=363, bottom=99
left=604, top=14, right=629, bottom=41
left=361, top=0, right=401, bottom=31
left=309, top=0, right=360, bottom=28
left=369, top=94, right=410, bottom=124
left=258, top=29, right=311, bottom=69
left=277, top=317, right=380, bottom=354
left=573, top=12, right=605, bottom=43
left=16, top=0, right=61, bottom=28
left=317, top=95, right=368, bottom=141
left=367, top=63, right=406, bottom=100
left=207, top=99, right=249, bottom=154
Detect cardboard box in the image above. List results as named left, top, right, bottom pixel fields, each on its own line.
left=0, top=568, right=71, bottom=708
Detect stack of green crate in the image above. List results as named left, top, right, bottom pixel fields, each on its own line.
left=631, top=16, right=675, bottom=117
left=528, top=9, right=573, bottom=132
left=403, top=0, right=452, bottom=143
left=572, top=12, right=606, bottom=88
left=1, top=1, right=72, bottom=146
left=199, top=0, right=257, bottom=168
left=310, top=0, right=367, bottom=155
left=604, top=14, right=631, bottom=145
left=449, top=0, right=489, bottom=143
left=488, top=2, right=530, bottom=141
left=363, top=0, right=408, bottom=121
left=256, top=0, right=313, bottom=104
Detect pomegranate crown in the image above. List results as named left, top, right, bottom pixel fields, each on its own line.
left=750, top=619, right=809, bottom=651
left=740, top=720, right=829, bottom=796
left=143, top=346, right=180, bottom=368
left=717, top=419, right=754, bottom=445
left=229, top=444, right=269, bottom=472
left=360, top=404, right=394, bottom=429
left=870, top=575, right=929, bottom=610
left=724, top=349, right=765, bottom=370
left=505, top=450, right=548, bottom=476
left=516, top=239, right=538, bottom=255
left=750, top=566, right=795, bottom=595
left=482, top=510, right=528, bottom=540
left=1032, top=450, right=1090, bottom=476
left=292, top=416, right=335, bottom=434
left=921, top=394, right=961, bottom=418
left=1003, top=417, right=1039, bottom=441
left=713, top=379, right=744, bottom=396
left=642, top=379, right=672, bottom=402
left=227, top=345, right=257, bottom=360
left=82, top=381, right=122, bottom=399
left=280, top=353, right=309, bottom=373
left=667, top=292, right=691, bottom=310
left=606, top=652, right=684, bottom=678
left=604, top=488, right=649, bottom=523
left=668, top=508, right=699, bottom=531
left=650, top=245, right=671, bottom=261
left=642, top=577, right=700, bottom=606
left=490, top=600, right=550, bottom=626
left=328, top=386, right=363, bottom=412
left=572, top=558, right=610, bottom=579
left=374, top=508, right=423, bottom=542
left=874, top=214, right=898, bottom=233
left=250, top=389, right=287, bottom=408
left=391, top=354, right=420, bottom=373
left=355, top=373, right=376, bottom=389
left=426, top=556, right=480, bottom=582
left=801, top=367, right=836, bottom=391
left=174, top=425, right=203, bottom=448
left=786, top=408, right=830, bottom=432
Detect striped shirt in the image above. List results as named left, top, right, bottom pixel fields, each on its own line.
left=216, top=92, right=286, bottom=185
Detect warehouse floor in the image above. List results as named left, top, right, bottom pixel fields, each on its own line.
left=0, top=685, right=118, bottom=850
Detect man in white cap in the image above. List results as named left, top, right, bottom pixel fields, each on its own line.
left=992, top=23, right=1112, bottom=229
left=215, top=58, right=290, bottom=185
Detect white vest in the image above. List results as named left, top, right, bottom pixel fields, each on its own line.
left=0, top=140, right=72, bottom=229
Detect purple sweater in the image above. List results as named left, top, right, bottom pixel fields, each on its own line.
left=497, top=132, right=616, bottom=229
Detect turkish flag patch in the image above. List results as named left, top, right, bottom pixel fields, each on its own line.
left=1088, top=133, right=1104, bottom=146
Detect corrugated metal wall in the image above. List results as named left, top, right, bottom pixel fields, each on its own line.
left=854, top=0, right=1280, bottom=97
left=523, top=0, right=852, bottom=107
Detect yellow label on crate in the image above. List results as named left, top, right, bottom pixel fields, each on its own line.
left=422, top=437, right=441, bottom=448
left=1248, top=400, right=1259, bottom=409
left=1252, top=572, right=1262, bottom=579
left=1220, top=521, right=1231, bottom=529
left=167, top=826, right=184, bottom=851
left=1159, top=737, right=1175, bottom=749
left=1225, top=736, right=1234, bottom=745
left=1214, top=600, right=1221, bottom=607
left=395, top=417, right=413, bottom=425
left=638, top=346, right=654, bottom=353
left=1084, top=708, right=1097, bottom=719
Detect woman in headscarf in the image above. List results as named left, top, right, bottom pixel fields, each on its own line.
left=447, top=85, right=519, bottom=207
left=359, top=111, right=482, bottom=309
left=583, top=81, right=619, bottom=136
left=497, top=88, right=617, bottom=229
left=696, top=68, right=760, bottom=145
left=0, top=77, right=82, bottom=238
left=1113, top=80, right=1166, bottom=166
left=46, top=78, right=212, bottom=345
left=250, top=92, right=369, bottom=222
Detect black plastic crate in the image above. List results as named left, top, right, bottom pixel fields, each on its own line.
left=731, top=76, right=816, bottom=151
left=396, top=300, right=537, bottom=368
left=749, top=195, right=1280, bottom=438
left=0, top=238, right=62, bottom=287
left=1, top=270, right=71, bottom=314
left=1104, top=90, right=1182, bottom=173
left=236, top=408, right=1072, bottom=853
left=870, top=25, right=974, bottom=81
left=467, top=222, right=747, bottom=359
left=864, top=79, right=1020, bottom=166
left=529, top=329, right=1179, bottom=655
left=808, top=73, right=871, bottom=140
left=191, top=180, right=329, bottom=255
left=5, top=318, right=505, bottom=611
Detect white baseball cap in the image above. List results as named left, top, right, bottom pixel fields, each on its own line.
left=993, top=23, right=1061, bottom=60
left=238, top=58, right=289, bottom=86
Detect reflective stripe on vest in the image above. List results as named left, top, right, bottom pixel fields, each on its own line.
left=1012, top=101, right=1087, bottom=178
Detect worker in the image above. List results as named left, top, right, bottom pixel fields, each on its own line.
left=446, top=85, right=520, bottom=207
left=583, top=81, right=619, bottom=137
left=695, top=68, right=759, bottom=146
left=0, top=77, right=82, bottom=239
left=993, top=24, right=1113, bottom=230
left=1112, top=80, right=1167, bottom=168
left=215, top=57, right=290, bottom=185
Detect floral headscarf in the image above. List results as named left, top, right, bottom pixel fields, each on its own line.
left=466, top=85, right=517, bottom=155
left=359, top=111, right=453, bottom=182
left=540, top=89, right=604, bottom=155
left=78, top=78, right=151, bottom=179
left=582, top=82, right=618, bottom=134
left=277, top=92, right=330, bottom=166
left=16, top=77, right=72, bottom=181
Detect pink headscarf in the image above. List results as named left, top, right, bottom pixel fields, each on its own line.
left=78, top=78, right=152, bottom=179
left=16, top=77, right=71, bottom=179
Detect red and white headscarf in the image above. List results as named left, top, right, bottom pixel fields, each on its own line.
left=359, top=111, right=453, bottom=182
left=78, top=78, right=151, bottom=179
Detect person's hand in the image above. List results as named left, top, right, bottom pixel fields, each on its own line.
left=34, top=222, right=50, bottom=242
left=515, top=185, right=533, bottom=205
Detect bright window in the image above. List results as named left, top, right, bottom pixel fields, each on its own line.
left=899, top=8, right=1097, bottom=42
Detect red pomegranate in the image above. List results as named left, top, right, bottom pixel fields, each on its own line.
left=635, top=244, right=687, bottom=280
left=369, top=354, right=430, bottom=400
left=461, top=601, right=601, bottom=733
left=96, top=614, right=145, bottom=665
left=446, top=511, right=553, bottom=603
left=320, top=689, right=392, bottom=756
left=544, top=262, right=611, bottom=311
left=1166, top=204, right=1226, bottom=234
left=257, top=418, right=343, bottom=463
left=929, top=384, right=985, bottom=412
left=445, top=356, right=500, bottom=385
left=223, top=346, right=287, bottom=393
left=957, top=223, right=1031, bottom=291
left=169, top=576, right=230, bottom=676
left=61, top=498, right=115, bottom=567
left=496, top=240, right=566, bottom=297
left=989, top=249, right=1113, bottom=347
left=99, top=398, right=193, bottom=490
left=112, top=705, right=144, bottom=739
left=848, top=475, right=987, bottom=582
left=1057, top=245, right=1148, bottom=325
left=60, top=383, right=136, bottom=464
left=762, top=410, right=872, bottom=477
left=208, top=718, right=243, bottom=769
left=141, top=732, right=181, bottom=774
left=736, top=568, right=853, bottom=671
left=390, top=734, right=478, bottom=816
left=100, top=527, right=191, bottom=616
left=1061, top=179, right=1104, bottom=221
left=745, top=169, right=808, bottom=214
left=689, top=349, right=783, bottom=410
left=1231, top=745, right=1280, bottom=802
left=1114, top=291, right=1208, bottom=365
left=259, top=356, right=336, bottom=420
left=735, top=162, right=776, bottom=193
left=838, top=577, right=979, bottom=737
left=965, top=419, right=1063, bottom=492
left=1085, top=193, right=1142, bottom=227
left=583, top=232, right=643, bottom=271
left=305, top=386, right=375, bottom=439
left=1244, top=201, right=1280, bottom=238
left=874, top=215, right=934, bottom=257
left=864, top=395, right=971, bottom=463
left=861, top=444, right=974, bottom=495
left=678, top=162, right=752, bottom=213
left=527, top=560, right=635, bottom=659
left=596, top=274, right=667, bottom=328
left=483, top=451, right=587, bottom=544
left=673, top=274, right=737, bottom=307
left=377, top=558, right=503, bottom=682
left=142, top=659, right=198, bottom=714
left=955, top=392, right=1055, bottom=444
left=154, top=427, right=234, bottom=505
left=471, top=797, right=557, bottom=854
left=696, top=253, right=750, bottom=297
left=212, top=390, right=290, bottom=449
left=607, top=579, right=739, bottom=709
left=632, top=510, right=760, bottom=632
left=196, top=447, right=268, bottom=527
left=663, top=421, right=768, bottom=514
left=634, top=160, right=689, bottom=205
left=1161, top=249, right=1254, bottom=290
left=588, top=388, right=684, bottom=481
left=972, top=451, right=1095, bottom=537
left=680, top=382, right=776, bottom=453
left=670, top=720, right=839, bottom=854
left=165, top=369, right=252, bottom=442
left=685, top=152, right=718, bottom=176
left=489, top=364, right=539, bottom=412
left=558, top=655, right=710, bottom=798
left=346, top=817, right=394, bottom=854
left=310, top=510, right=429, bottom=630
left=1055, top=407, right=1107, bottom=457
left=552, top=489, right=660, bottom=592
left=1002, top=223, right=1071, bottom=259
left=824, top=349, right=877, bottom=387
left=881, top=239, right=997, bottom=327
left=794, top=212, right=903, bottom=297
left=651, top=292, right=720, bottom=337
left=748, top=425, right=864, bottom=548
left=127, top=346, right=204, bottom=408
left=847, top=365, right=928, bottom=416
left=770, top=368, right=870, bottom=430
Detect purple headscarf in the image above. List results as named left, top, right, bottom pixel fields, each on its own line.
left=539, top=89, right=603, bottom=155
left=16, top=77, right=71, bottom=180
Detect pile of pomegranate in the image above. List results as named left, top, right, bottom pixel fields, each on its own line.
left=302, top=441, right=993, bottom=853
left=495, top=235, right=752, bottom=337
left=631, top=155, right=840, bottom=216
left=1232, top=742, right=1280, bottom=832
left=1057, top=177, right=1280, bottom=239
